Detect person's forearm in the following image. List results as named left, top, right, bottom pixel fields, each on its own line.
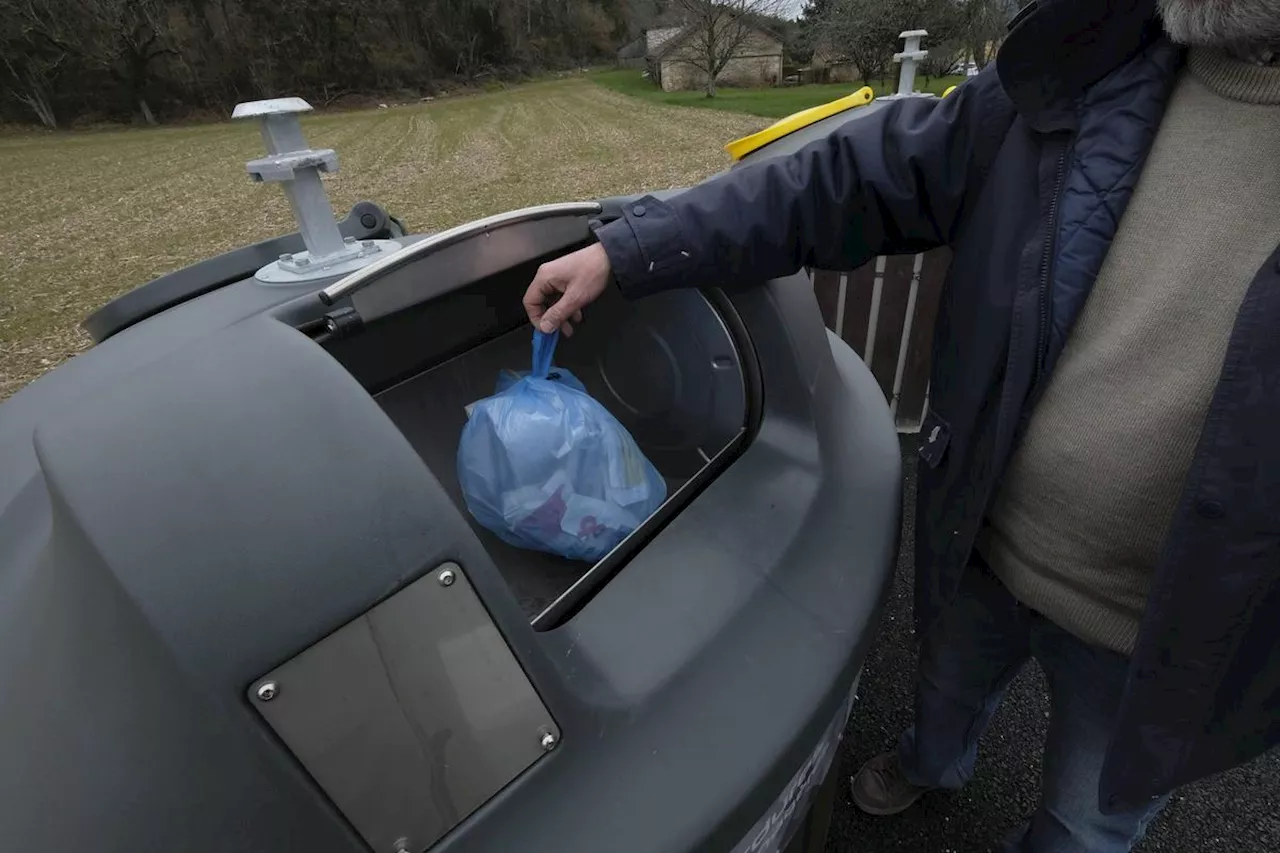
left=593, top=162, right=870, bottom=299
left=594, top=74, right=1009, bottom=300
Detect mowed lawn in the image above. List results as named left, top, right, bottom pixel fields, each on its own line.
left=0, top=78, right=769, bottom=399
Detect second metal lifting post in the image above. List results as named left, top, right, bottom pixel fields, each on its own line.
left=894, top=30, right=929, bottom=96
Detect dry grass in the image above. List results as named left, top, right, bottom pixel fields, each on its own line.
left=0, top=78, right=767, bottom=400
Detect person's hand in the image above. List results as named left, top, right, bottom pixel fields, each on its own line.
left=523, top=243, right=612, bottom=336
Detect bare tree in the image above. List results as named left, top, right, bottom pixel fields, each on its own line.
left=816, top=0, right=965, bottom=87
left=0, top=0, right=85, bottom=127
left=1, top=48, right=61, bottom=128
left=84, top=0, right=175, bottom=124
left=812, top=0, right=894, bottom=85
left=666, top=0, right=785, bottom=98
left=960, top=0, right=1017, bottom=68
left=0, top=0, right=632, bottom=126
left=919, top=39, right=965, bottom=80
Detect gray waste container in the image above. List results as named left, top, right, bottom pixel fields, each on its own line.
left=0, top=96, right=903, bottom=853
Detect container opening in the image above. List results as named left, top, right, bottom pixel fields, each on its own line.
left=323, top=256, right=750, bottom=625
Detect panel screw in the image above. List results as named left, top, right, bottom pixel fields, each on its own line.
left=437, top=568, right=456, bottom=587
left=256, top=681, right=278, bottom=702
left=362, top=239, right=376, bottom=250
left=279, top=253, right=293, bottom=262
left=344, top=235, right=357, bottom=245
left=540, top=730, right=558, bottom=751
left=296, top=257, right=311, bottom=267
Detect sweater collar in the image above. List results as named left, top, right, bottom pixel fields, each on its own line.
left=1188, top=48, right=1280, bottom=104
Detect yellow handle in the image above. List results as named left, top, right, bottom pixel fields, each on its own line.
left=943, top=85, right=958, bottom=98
left=724, top=86, right=875, bottom=161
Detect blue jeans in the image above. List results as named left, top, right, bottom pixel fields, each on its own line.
left=897, top=559, right=1169, bottom=853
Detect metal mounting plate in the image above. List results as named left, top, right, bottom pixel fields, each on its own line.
left=254, top=239, right=403, bottom=285
left=248, top=564, right=558, bottom=853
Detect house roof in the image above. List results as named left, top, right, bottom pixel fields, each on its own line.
left=617, top=36, right=646, bottom=59
left=650, top=19, right=783, bottom=60
left=646, top=27, right=685, bottom=55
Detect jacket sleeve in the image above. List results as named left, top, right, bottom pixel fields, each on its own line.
left=594, top=70, right=1013, bottom=299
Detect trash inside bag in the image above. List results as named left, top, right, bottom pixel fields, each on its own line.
left=457, top=329, right=667, bottom=562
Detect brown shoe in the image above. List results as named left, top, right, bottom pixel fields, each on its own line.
left=850, top=751, right=933, bottom=815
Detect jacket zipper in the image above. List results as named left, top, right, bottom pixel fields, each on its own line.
left=1031, top=146, right=1069, bottom=395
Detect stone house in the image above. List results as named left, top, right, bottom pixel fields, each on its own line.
left=647, top=24, right=783, bottom=92
left=808, top=39, right=859, bottom=84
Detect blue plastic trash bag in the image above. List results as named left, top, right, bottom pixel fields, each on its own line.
left=457, top=330, right=667, bottom=562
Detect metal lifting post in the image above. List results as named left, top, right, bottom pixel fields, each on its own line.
left=232, top=97, right=400, bottom=284
left=892, top=30, right=929, bottom=97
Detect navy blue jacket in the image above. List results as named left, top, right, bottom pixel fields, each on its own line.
left=594, top=0, right=1280, bottom=814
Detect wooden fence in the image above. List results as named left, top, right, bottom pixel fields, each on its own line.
left=811, top=249, right=951, bottom=432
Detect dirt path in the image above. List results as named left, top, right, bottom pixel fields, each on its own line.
left=0, top=79, right=766, bottom=399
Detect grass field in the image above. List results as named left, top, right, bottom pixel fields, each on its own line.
left=592, top=69, right=966, bottom=117
left=0, top=78, right=769, bottom=399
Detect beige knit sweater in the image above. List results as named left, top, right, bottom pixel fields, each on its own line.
left=977, top=49, right=1280, bottom=655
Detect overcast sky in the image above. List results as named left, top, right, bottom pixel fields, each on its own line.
left=780, top=0, right=807, bottom=19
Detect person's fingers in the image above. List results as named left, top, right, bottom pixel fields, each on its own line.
left=539, top=288, right=587, bottom=334
left=526, top=244, right=610, bottom=332
left=560, top=309, right=582, bottom=337
left=523, top=279, right=544, bottom=323
left=523, top=268, right=563, bottom=325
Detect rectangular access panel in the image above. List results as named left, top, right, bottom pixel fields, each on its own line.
left=249, top=564, right=558, bottom=853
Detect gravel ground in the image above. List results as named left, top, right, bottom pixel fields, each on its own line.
left=825, top=439, right=1280, bottom=853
